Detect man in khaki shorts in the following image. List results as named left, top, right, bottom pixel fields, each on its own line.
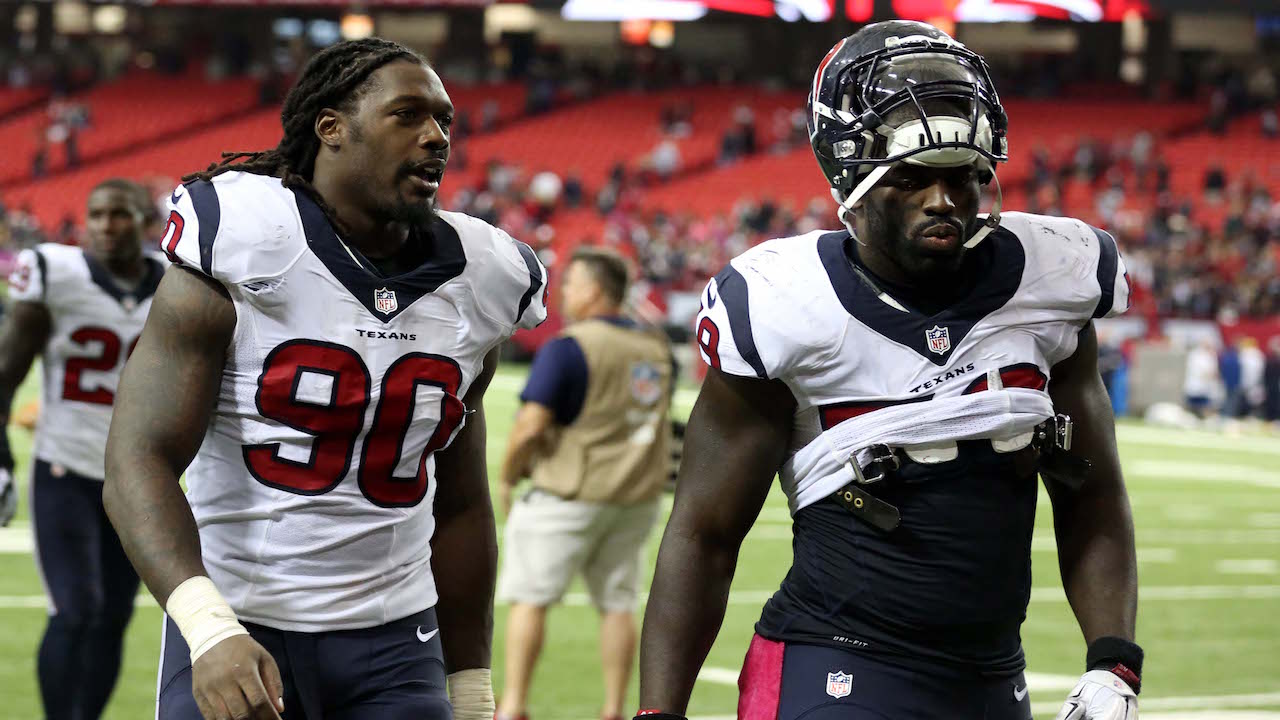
left=496, top=247, right=675, bottom=720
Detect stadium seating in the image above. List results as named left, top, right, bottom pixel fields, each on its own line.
left=443, top=85, right=805, bottom=193
left=0, top=86, right=50, bottom=117
left=0, top=70, right=263, bottom=186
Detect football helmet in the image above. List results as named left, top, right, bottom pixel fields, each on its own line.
left=807, top=21, right=1009, bottom=246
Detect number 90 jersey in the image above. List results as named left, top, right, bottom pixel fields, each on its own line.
left=7, top=243, right=164, bottom=480
left=163, top=171, right=547, bottom=632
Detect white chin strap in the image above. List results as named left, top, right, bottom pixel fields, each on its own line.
left=835, top=164, right=1003, bottom=249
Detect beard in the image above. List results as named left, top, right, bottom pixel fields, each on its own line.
left=386, top=194, right=438, bottom=227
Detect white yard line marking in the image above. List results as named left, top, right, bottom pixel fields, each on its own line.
left=1128, top=461, right=1280, bottom=489
left=1136, top=547, right=1178, bottom=563
left=0, top=527, right=33, bottom=554
left=696, top=667, right=740, bottom=686
left=1250, top=513, right=1280, bottom=528
left=1116, top=424, right=1280, bottom=456
left=1215, top=559, right=1279, bottom=575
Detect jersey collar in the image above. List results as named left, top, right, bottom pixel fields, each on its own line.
left=816, top=227, right=1025, bottom=366
left=292, top=188, right=467, bottom=324
left=84, top=253, right=164, bottom=310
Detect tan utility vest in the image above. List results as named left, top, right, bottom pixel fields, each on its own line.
left=530, top=318, right=673, bottom=504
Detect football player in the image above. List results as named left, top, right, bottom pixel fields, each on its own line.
left=103, top=39, right=546, bottom=720
left=635, top=21, right=1141, bottom=720
left=0, top=178, right=163, bottom=720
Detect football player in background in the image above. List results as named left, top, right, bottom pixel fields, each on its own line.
left=103, top=38, right=546, bottom=720
left=0, top=178, right=163, bottom=720
left=636, top=21, right=1141, bottom=720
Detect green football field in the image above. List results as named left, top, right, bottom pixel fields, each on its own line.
left=1, top=363, right=1278, bottom=719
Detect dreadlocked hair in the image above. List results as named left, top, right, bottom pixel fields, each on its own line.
left=182, top=38, right=425, bottom=227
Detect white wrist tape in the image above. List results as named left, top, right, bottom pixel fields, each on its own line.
left=166, top=576, right=249, bottom=663
left=447, top=668, right=495, bottom=720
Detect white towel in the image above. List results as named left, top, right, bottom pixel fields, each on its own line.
left=781, top=388, right=1055, bottom=514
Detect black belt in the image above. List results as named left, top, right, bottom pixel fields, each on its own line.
left=831, top=414, right=1091, bottom=533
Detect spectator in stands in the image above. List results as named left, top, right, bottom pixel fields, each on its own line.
left=65, top=127, right=80, bottom=169
left=1264, top=337, right=1280, bottom=422
left=1238, top=337, right=1267, bottom=418
left=563, top=172, right=583, bottom=208
left=1185, top=339, right=1222, bottom=419
left=650, top=139, right=681, bottom=180
left=1204, top=166, right=1227, bottom=197
left=1219, top=341, right=1243, bottom=417
left=31, top=142, right=48, bottom=179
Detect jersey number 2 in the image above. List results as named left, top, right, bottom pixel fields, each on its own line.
left=242, top=339, right=465, bottom=508
left=62, top=327, right=139, bottom=405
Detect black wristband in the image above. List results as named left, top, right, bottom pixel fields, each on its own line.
left=634, top=713, right=688, bottom=720
left=1087, top=636, right=1144, bottom=693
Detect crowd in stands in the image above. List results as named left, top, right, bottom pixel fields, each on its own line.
left=2, top=37, right=1278, bottom=328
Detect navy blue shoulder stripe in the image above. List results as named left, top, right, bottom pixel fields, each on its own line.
left=514, top=241, right=543, bottom=324
left=185, top=179, right=221, bottom=277
left=713, top=263, right=766, bottom=379
left=33, top=247, right=48, bottom=301
left=1090, top=225, right=1118, bottom=319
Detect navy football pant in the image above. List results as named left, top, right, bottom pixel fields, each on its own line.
left=737, top=635, right=1033, bottom=720
left=157, top=607, right=452, bottom=720
left=32, top=459, right=141, bottom=720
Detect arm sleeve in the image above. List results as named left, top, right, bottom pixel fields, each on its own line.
left=519, top=337, right=588, bottom=425
left=160, top=180, right=221, bottom=278
left=693, top=263, right=769, bottom=380
left=1088, top=225, right=1131, bottom=319
left=7, top=248, right=46, bottom=304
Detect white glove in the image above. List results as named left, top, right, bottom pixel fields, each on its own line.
left=0, top=467, right=17, bottom=527
left=1054, top=670, right=1138, bottom=720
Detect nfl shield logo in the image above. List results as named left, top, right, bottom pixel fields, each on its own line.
left=630, top=362, right=662, bottom=406
left=826, top=671, right=852, bottom=699
left=926, top=325, right=951, bottom=355
left=374, top=287, right=397, bottom=315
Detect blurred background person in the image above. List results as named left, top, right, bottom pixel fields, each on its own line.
left=495, top=248, right=675, bottom=720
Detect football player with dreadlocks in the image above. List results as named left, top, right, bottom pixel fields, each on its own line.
left=635, top=21, right=1141, bottom=720
left=103, top=38, right=547, bottom=720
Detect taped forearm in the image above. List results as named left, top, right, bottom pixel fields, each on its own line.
left=166, top=575, right=249, bottom=661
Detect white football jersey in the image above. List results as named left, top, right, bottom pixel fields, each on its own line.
left=162, top=171, right=547, bottom=632
left=694, top=212, right=1129, bottom=508
left=7, top=244, right=164, bottom=480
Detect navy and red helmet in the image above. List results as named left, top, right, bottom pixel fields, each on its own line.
left=807, top=21, right=1009, bottom=212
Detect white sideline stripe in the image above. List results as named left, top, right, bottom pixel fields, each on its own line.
left=5, top=583, right=1280, bottom=611
left=1216, top=559, right=1279, bottom=575
left=1116, top=424, right=1280, bottom=456
left=1129, top=461, right=1280, bottom=488
left=1250, top=513, right=1280, bottom=528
